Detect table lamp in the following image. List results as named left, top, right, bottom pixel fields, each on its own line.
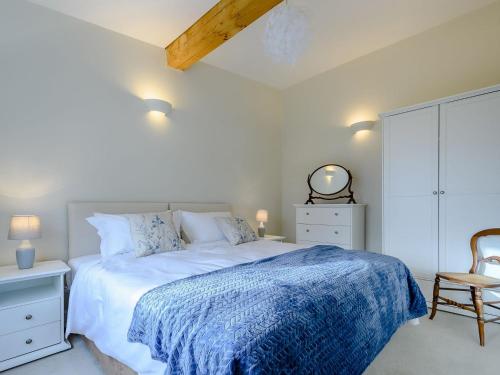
left=256, top=209, right=268, bottom=237
left=8, top=215, right=41, bottom=269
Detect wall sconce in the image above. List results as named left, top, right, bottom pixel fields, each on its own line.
left=144, top=98, right=173, bottom=116
left=350, top=120, right=375, bottom=133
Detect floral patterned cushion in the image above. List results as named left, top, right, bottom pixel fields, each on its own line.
left=215, top=217, right=258, bottom=246
left=125, top=211, right=182, bottom=257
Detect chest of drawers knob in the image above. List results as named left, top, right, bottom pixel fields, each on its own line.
left=306, top=212, right=310, bottom=216
left=334, top=231, right=339, bottom=235
left=25, top=314, right=32, bottom=320
left=306, top=229, right=310, bottom=233
left=334, top=212, right=339, bottom=216
left=25, top=339, right=32, bottom=345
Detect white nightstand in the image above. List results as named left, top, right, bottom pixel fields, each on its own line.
left=260, top=235, right=286, bottom=243
left=0, top=260, right=71, bottom=371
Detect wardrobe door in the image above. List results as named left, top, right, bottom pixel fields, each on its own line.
left=439, top=90, right=500, bottom=273
left=383, top=106, right=439, bottom=279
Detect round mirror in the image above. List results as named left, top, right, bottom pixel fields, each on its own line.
left=309, top=164, right=350, bottom=195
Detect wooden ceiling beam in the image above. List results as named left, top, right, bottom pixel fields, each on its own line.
left=166, top=0, right=283, bottom=70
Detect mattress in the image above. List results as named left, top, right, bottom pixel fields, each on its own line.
left=67, top=254, right=101, bottom=287
left=66, top=239, right=305, bottom=375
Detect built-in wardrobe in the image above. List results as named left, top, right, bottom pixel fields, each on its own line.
left=382, top=85, right=500, bottom=316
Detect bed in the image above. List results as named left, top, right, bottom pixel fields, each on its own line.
left=65, top=202, right=426, bottom=375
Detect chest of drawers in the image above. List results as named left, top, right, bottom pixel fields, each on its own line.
left=0, top=261, right=71, bottom=371
left=295, top=204, right=366, bottom=250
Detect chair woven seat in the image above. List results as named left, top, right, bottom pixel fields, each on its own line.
left=437, top=272, right=500, bottom=288
left=430, top=229, right=500, bottom=346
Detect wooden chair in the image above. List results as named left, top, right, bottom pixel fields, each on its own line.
left=430, top=228, right=500, bottom=346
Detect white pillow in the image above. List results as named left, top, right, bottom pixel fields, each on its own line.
left=172, top=210, right=183, bottom=237
left=179, top=211, right=231, bottom=243
left=86, top=213, right=134, bottom=257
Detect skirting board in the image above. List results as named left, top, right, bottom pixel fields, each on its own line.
left=80, top=335, right=136, bottom=375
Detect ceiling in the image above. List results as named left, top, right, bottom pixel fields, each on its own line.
left=29, top=0, right=496, bottom=89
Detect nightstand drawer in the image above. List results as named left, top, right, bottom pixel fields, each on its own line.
left=0, top=298, right=60, bottom=336
left=296, top=224, right=350, bottom=244
left=296, top=207, right=350, bottom=225
left=0, top=321, right=61, bottom=361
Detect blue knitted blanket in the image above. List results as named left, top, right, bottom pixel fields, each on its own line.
left=128, top=246, right=427, bottom=375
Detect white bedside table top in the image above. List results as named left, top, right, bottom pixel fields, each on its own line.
left=0, top=261, right=70, bottom=283
left=260, top=235, right=286, bottom=241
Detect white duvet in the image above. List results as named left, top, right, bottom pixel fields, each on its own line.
left=66, top=240, right=305, bottom=375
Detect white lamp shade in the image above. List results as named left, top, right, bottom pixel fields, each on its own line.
left=144, top=98, right=173, bottom=116
left=8, top=215, right=41, bottom=240
left=256, top=209, right=268, bottom=223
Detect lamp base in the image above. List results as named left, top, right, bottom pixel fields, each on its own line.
left=258, top=227, right=266, bottom=238
left=16, top=248, right=35, bottom=269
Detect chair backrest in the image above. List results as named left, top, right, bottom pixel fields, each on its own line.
left=470, top=229, right=500, bottom=279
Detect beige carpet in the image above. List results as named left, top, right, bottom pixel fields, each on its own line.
left=5, top=311, right=500, bottom=375
left=366, top=311, right=499, bottom=375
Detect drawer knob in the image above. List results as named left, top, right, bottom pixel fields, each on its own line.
left=25, top=314, right=32, bottom=320
left=25, top=338, right=32, bottom=345
left=334, top=231, right=339, bottom=235
left=306, top=229, right=310, bottom=233
left=306, top=212, right=310, bottom=216
left=334, top=212, right=339, bottom=216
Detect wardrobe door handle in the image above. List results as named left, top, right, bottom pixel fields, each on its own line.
left=433, top=191, right=438, bottom=195
left=25, top=339, right=32, bottom=345
left=440, top=191, right=445, bottom=195
left=25, top=314, right=32, bottom=320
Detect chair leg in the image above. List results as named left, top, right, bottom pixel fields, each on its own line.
left=429, top=275, right=440, bottom=320
left=472, top=287, right=485, bottom=347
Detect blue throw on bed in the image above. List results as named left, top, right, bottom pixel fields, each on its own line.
left=128, top=245, right=427, bottom=375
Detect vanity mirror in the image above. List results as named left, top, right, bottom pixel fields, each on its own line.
left=305, top=164, right=356, bottom=204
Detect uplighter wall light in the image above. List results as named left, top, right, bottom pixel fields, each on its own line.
left=350, top=120, right=375, bottom=133
left=144, top=98, right=173, bottom=116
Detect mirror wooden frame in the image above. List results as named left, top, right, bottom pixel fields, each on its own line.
left=305, top=164, right=356, bottom=204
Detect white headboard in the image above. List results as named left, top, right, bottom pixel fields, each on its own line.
left=169, top=202, right=231, bottom=213
left=67, top=202, right=231, bottom=259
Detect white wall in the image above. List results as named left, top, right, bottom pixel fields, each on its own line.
left=3, top=1, right=500, bottom=265
left=281, top=1, right=500, bottom=249
left=0, top=0, right=283, bottom=265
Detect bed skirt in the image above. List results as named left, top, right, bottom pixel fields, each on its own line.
left=79, top=335, right=136, bottom=375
